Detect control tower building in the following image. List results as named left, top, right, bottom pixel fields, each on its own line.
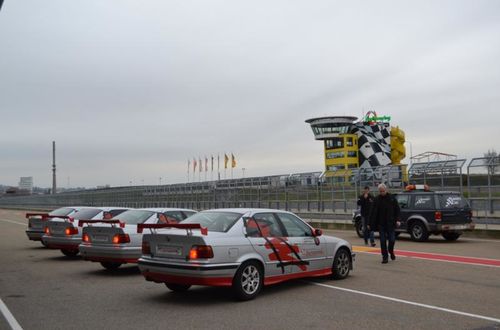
left=305, top=112, right=406, bottom=178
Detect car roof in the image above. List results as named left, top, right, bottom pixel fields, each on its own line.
left=136, top=208, right=197, bottom=212
left=200, top=208, right=294, bottom=214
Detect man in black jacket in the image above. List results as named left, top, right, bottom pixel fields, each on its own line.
left=369, top=183, right=401, bottom=264
left=357, top=186, right=375, bottom=246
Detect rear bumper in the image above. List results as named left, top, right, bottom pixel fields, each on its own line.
left=79, top=244, right=140, bottom=263
left=138, top=257, right=239, bottom=287
left=42, top=235, right=81, bottom=250
left=26, top=230, right=44, bottom=241
left=429, top=222, right=475, bottom=232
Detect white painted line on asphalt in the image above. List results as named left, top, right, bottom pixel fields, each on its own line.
left=0, top=298, right=23, bottom=330
left=0, top=219, right=25, bottom=226
left=309, top=282, right=500, bottom=324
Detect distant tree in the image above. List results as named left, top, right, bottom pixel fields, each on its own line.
left=483, top=149, right=500, bottom=175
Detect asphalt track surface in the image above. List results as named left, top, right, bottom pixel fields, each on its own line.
left=1, top=209, right=499, bottom=330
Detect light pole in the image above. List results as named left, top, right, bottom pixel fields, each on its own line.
left=242, top=168, right=246, bottom=179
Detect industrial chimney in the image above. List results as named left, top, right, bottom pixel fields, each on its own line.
left=52, top=141, right=56, bottom=194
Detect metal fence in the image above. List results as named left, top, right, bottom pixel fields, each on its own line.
left=1, top=158, right=499, bottom=220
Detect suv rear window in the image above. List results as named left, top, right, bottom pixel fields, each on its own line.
left=438, top=194, right=469, bottom=209
left=412, top=195, right=434, bottom=209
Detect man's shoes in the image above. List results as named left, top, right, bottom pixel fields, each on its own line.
left=381, top=258, right=388, bottom=264
left=370, top=242, right=376, bottom=247
left=390, top=253, right=396, bottom=260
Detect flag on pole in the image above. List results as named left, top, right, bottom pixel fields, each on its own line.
left=193, top=158, right=197, bottom=172
left=199, top=157, right=202, bottom=172
left=224, top=154, right=229, bottom=169
left=231, top=153, right=237, bottom=168
left=211, top=155, right=214, bottom=172
left=205, top=156, right=208, bottom=172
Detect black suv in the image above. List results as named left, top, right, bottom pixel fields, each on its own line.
left=353, top=188, right=474, bottom=241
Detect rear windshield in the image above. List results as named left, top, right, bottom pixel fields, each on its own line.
left=72, top=208, right=102, bottom=220
left=181, top=211, right=243, bottom=232
left=438, top=194, right=469, bottom=209
left=113, top=210, right=155, bottom=225
left=49, top=207, right=75, bottom=217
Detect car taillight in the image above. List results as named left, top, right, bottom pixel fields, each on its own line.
left=65, top=227, right=79, bottom=235
left=112, top=234, right=130, bottom=244
left=435, top=211, right=442, bottom=221
left=142, top=241, right=151, bottom=254
left=44, top=226, right=51, bottom=235
left=189, top=245, right=214, bottom=259
left=82, top=233, right=90, bottom=243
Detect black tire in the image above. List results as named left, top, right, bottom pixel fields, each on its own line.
left=165, top=283, right=192, bottom=292
left=355, top=220, right=363, bottom=238
left=409, top=221, right=429, bottom=242
left=332, top=248, right=351, bottom=280
left=61, top=249, right=79, bottom=257
left=100, top=261, right=122, bottom=270
left=232, top=261, right=263, bottom=301
left=41, top=240, right=48, bottom=248
left=442, top=232, right=461, bottom=241
left=394, top=232, right=401, bottom=238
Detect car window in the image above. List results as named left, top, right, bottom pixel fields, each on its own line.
left=412, top=195, right=435, bottom=209
left=182, top=211, right=197, bottom=218
left=72, top=208, right=102, bottom=220
left=246, top=213, right=284, bottom=237
left=396, top=194, right=410, bottom=209
left=438, top=194, right=469, bottom=209
left=49, top=207, right=75, bottom=217
left=113, top=210, right=155, bottom=224
left=181, top=211, right=242, bottom=232
left=162, top=211, right=185, bottom=224
left=276, top=213, right=312, bottom=237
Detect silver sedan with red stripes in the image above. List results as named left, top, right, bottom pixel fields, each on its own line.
left=25, top=206, right=83, bottom=246
left=42, top=207, right=129, bottom=257
left=138, top=208, right=354, bottom=300
left=78, top=208, right=196, bottom=270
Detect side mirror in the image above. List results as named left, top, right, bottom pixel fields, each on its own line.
left=313, top=229, right=322, bottom=237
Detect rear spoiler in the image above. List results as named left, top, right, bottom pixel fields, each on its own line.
left=26, top=212, right=49, bottom=219
left=78, top=219, right=125, bottom=228
left=26, top=213, right=72, bottom=221
left=137, top=223, right=208, bottom=235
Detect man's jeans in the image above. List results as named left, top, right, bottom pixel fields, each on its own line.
left=362, top=216, right=374, bottom=244
left=379, top=228, right=396, bottom=259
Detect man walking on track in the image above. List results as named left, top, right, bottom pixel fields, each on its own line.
left=357, top=186, right=375, bottom=247
left=368, top=183, right=401, bottom=264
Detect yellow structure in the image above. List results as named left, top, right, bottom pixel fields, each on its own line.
left=390, top=126, right=406, bottom=164
left=324, top=134, right=359, bottom=171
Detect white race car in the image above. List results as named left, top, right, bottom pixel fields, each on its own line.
left=79, top=208, right=196, bottom=270
left=138, top=208, right=354, bottom=300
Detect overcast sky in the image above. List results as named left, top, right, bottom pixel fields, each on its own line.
left=1, top=0, right=499, bottom=188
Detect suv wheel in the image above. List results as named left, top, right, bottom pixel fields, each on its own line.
left=355, top=221, right=363, bottom=238
left=409, top=221, right=429, bottom=242
left=442, top=232, right=461, bottom=241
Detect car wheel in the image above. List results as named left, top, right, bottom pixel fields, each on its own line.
left=355, top=221, right=363, bottom=238
left=442, top=232, right=461, bottom=241
left=409, top=221, right=429, bottom=242
left=100, top=262, right=122, bottom=270
left=61, top=249, right=79, bottom=257
left=41, top=240, right=48, bottom=248
left=232, top=261, right=263, bottom=301
left=165, top=283, right=191, bottom=292
left=332, top=248, right=351, bottom=280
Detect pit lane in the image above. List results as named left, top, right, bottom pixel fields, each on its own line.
left=1, top=209, right=499, bottom=330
